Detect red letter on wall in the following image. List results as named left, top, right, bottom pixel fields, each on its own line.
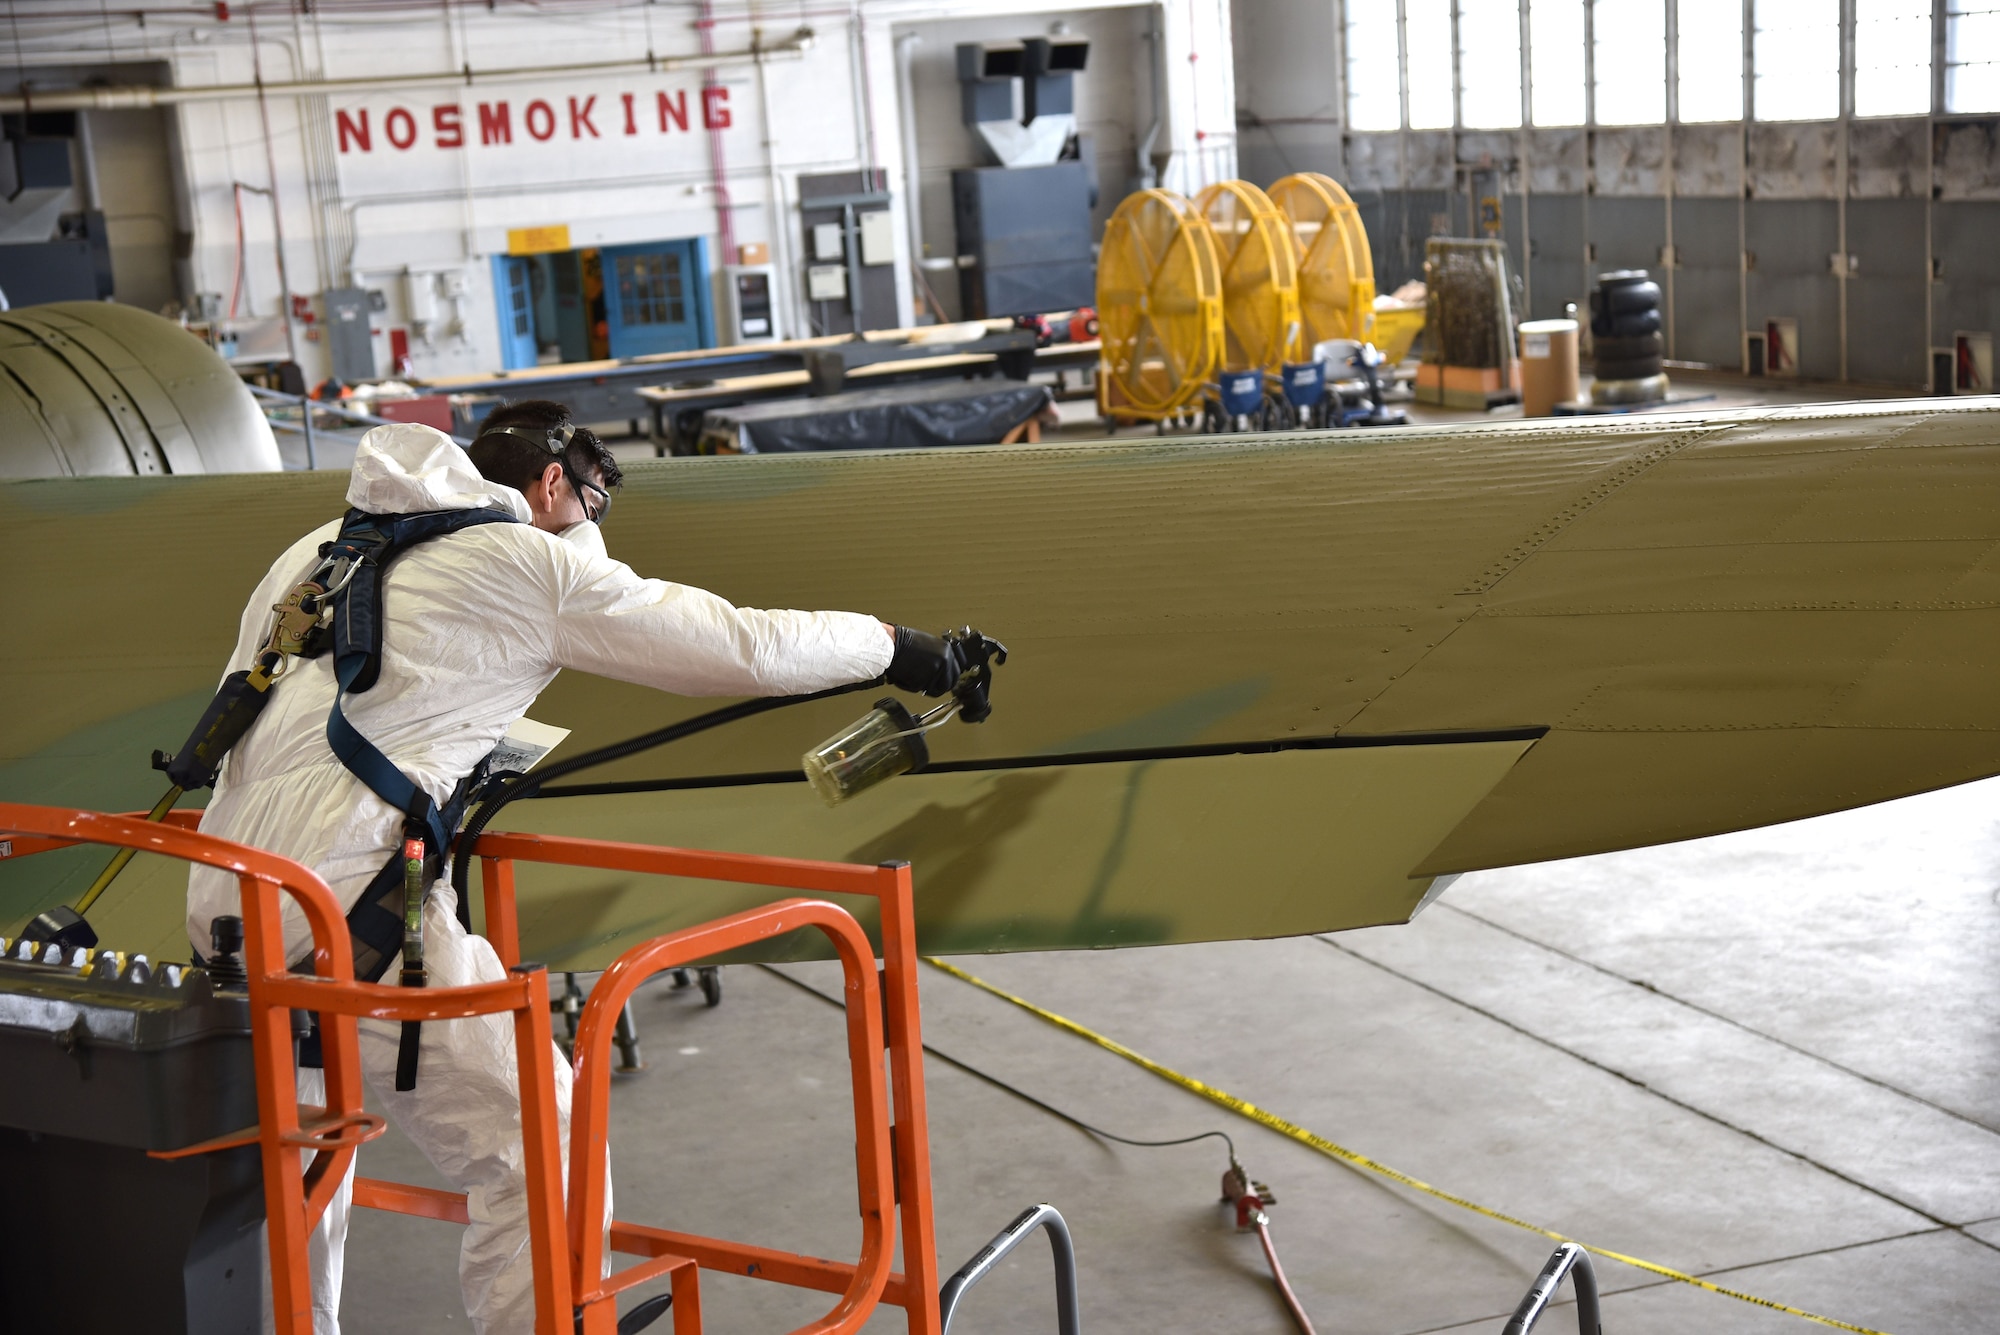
left=525, top=100, right=557, bottom=141
left=434, top=105, right=464, bottom=149
left=336, top=108, right=370, bottom=153
left=385, top=107, right=418, bottom=150
left=478, top=102, right=511, bottom=145
left=621, top=92, right=637, bottom=136
left=568, top=96, right=599, bottom=138
left=657, top=89, right=689, bottom=133
left=701, top=86, right=731, bottom=130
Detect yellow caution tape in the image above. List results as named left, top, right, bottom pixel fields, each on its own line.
left=924, top=956, right=1894, bottom=1335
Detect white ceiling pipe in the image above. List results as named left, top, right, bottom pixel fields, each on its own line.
left=0, top=28, right=814, bottom=113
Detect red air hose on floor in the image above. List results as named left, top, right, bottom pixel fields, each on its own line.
left=1225, top=1159, right=1318, bottom=1335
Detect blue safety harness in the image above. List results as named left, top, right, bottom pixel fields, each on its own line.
left=320, top=510, right=515, bottom=862
left=303, top=506, right=519, bottom=982
left=304, top=507, right=521, bottom=1089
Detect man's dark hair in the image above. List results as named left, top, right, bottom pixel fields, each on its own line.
left=465, top=399, right=624, bottom=496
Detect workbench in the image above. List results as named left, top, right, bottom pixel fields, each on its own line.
left=638, top=340, right=1096, bottom=454
left=414, top=318, right=1096, bottom=449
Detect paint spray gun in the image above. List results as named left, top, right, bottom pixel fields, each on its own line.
left=803, top=628, right=1008, bottom=806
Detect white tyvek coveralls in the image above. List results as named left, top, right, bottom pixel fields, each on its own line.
left=186, top=424, right=893, bottom=1333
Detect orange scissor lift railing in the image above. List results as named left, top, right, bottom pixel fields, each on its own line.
left=0, top=804, right=942, bottom=1335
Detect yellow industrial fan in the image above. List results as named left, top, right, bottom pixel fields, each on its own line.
left=1268, top=172, right=1378, bottom=346
left=1095, top=189, right=1224, bottom=423
left=1192, top=179, right=1303, bottom=371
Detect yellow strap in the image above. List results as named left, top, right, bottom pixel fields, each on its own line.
left=923, top=956, right=1894, bottom=1335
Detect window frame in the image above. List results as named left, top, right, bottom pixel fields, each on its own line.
left=1334, top=0, right=1940, bottom=132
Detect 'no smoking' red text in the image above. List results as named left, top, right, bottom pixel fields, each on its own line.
left=336, top=88, right=731, bottom=153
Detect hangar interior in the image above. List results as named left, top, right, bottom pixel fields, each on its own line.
left=0, top=4, right=1996, bottom=1335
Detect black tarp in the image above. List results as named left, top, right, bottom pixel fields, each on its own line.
left=697, top=378, right=1052, bottom=453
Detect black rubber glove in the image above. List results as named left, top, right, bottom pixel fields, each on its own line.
left=886, top=626, right=961, bottom=696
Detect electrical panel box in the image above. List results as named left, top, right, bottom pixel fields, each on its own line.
left=951, top=160, right=1095, bottom=318
left=720, top=264, right=779, bottom=343
left=807, top=264, right=847, bottom=302
left=860, top=210, right=896, bottom=266
left=812, top=222, right=845, bottom=262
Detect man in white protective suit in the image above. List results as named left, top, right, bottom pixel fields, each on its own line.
left=186, top=400, right=975, bottom=1333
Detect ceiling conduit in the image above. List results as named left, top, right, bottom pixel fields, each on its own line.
left=0, top=28, right=814, bottom=113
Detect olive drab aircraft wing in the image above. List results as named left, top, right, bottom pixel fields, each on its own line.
left=6, top=398, right=2000, bottom=968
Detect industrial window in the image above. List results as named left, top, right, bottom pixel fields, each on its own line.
left=1459, top=0, right=1524, bottom=127
left=1856, top=1, right=1934, bottom=117
left=614, top=253, right=686, bottom=328
left=1755, top=0, right=1841, bottom=119
left=1406, top=0, right=1456, bottom=128
left=1345, top=1, right=1403, bottom=130
left=1947, top=1, right=2000, bottom=111
left=1677, top=0, right=1745, bottom=121
left=1530, top=0, right=1587, bottom=125
left=1594, top=0, right=1667, bottom=123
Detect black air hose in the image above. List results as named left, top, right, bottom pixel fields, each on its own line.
left=448, top=677, right=883, bottom=894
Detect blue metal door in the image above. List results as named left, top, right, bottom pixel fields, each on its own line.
left=492, top=254, right=538, bottom=370
left=600, top=237, right=714, bottom=359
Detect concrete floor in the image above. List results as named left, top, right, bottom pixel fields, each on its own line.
left=342, top=772, right=2000, bottom=1334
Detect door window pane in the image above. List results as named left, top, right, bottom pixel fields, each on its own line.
left=1857, top=1, right=1934, bottom=117
left=1346, top=2, right=1403, bottom=130
left=508, top=263, right=529, bottom=337
left=1678, top=0, right=1745, bottom=121
left=1756, top=0, right=1841, bottom=120
left=1460, top=0, right=1524, bottom=127
left=615, top=253, right=686, bottom=328
left=1948, top=2, right=2000, bottom=111
left=1594, top=0, right=1667, bottom=124
left=1406, top=0, right=1456, bottom=128
left=1531, top=0, right=1587, bottom=125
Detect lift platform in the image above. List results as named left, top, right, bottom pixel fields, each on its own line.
left=0, top=804, right=1076, bottom=1335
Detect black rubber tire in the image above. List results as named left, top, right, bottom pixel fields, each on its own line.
left=700, top=966, right=722, bottom=1008
left=1592, top=332, right=1664, bottom=361
left=1600, top=280, right=1662, bottom=314
left=1594, top=307, right=1661, bottom=338
left=1593, top=356, right=1664, bottom=381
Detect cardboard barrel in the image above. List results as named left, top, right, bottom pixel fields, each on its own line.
left=1519, top=319, right=1579, bottom=416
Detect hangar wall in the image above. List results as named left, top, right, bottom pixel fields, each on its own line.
left=1232, top=0, right=1992, bottom=391
left=2, top=1, right=1237, bottom=389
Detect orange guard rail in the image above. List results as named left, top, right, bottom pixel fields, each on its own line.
left=0, top=805, right=941, bottom=1335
